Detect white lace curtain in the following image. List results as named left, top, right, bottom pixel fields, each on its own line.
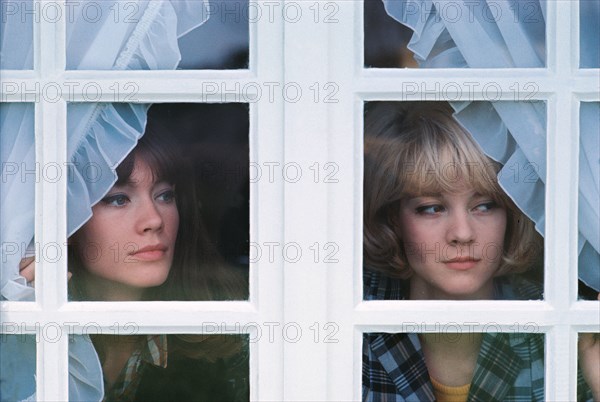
left=382, top=0, right=600, bottom=292
left=0, top=1, right=208, bottom=400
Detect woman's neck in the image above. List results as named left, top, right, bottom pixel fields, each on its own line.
left=408, top=277, right=495, bottom=301
left=419, top=332, right=483, bottom=387
left=408, top=276, right=491, bottom=386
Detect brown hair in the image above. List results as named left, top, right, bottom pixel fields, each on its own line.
left=363, top=102, right=542, bottom=278
left=137, top=118, right=247, bottom=303
left=70, top=111, right=247, bottom=361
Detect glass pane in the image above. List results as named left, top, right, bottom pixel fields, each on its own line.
left=578, top=332, right=600, bottom=401
left=364, top=0, right=417, bottom=68
left=69, top=333, right=249, bottom=401
left=364, top=0, right=547, bottom=68
left=0, top=103, right=35, bottom=302
left=580, top=0, right=600, bottom=68
left=363, top=331, right=544, bottom=399
left=363, top=101, right=545, bottom=301
left=178, top=0, right=249, bottom=69
left=67, top=103, right=249, bottom=301
left=0, top=334, right=37, bottom=400
left=66, top=0, right=248, bottom=70
left=0, top=0, right=33, bottom=69
left=578, top=102, right=600, bottom=298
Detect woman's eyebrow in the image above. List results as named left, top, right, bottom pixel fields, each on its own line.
left=402, top=193, right=441, bottom=202
left=113, top=178, right=143, bottom=188
left=153, top=180, right=174, bottom=188
left=120, top=179, right=137, bottom=187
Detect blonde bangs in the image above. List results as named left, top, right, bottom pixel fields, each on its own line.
left=397, top=121, right=504, bottom=202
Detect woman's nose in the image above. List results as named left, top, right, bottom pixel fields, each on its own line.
left=447, top=211, right=475, bottom=244
left=137, top=199, right=163, bottom=233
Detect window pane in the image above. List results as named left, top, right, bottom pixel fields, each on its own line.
left=66, top=0, right=249, bottom=70
left=364, top=0, right=417, bottom=68
left=67, top=103, right=249, bottom=301
left=69, top=333, right=249, bottom=401
left=178, top=0, right=249, bottom=69
left=578, top=102, right=600, bottom=297
left=0, top=103, right=35, bottom=302
left=580, top=0, right=600, bottom=68
left=363, top=101, right=545, bottom=301
left=364, top=0, right=547, bottom=69
left=363, top=331, right=545, bottom=400
left=578, top=332, right=600, bottom=400
left=0, top=0, right=33, bottom=69
left=0, top=334, right=37, bottom=400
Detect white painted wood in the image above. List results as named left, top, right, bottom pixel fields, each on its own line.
left=252, top=1, right=285, bottom=400
left=544, top=1, right=579, bottom=400
left=34, top=1, right=69, bottom=400
left=281, top=0, right=332, bottom=398
left=327, top=1, right=360, bottom=401
left=1, top=1, right=599, bottom=401
left=37, top=334, right=69, bottom=401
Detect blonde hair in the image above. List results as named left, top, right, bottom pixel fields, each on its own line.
left=363, top=102, right=542, bottom=278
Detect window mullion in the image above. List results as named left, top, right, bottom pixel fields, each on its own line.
left=36, top=0, right=65, bottom=74
left=35, top=0, right=67, bottom=400
left=36, top=335, right=69, bottom=401
left=282, top=1, right=332, bottom=399
left=546, top=326, right=579, bottom=401
left=544, top=81, right=579, bottom=402
left=254, top=1, right=285, bottom=401
left=325, top=1, right=358, bottom=401
left=36, top=100, right=68, bottom=309
left=543, top=1, right=580, bottom=399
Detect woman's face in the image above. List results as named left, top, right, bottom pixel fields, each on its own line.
left=397, top=183, right=507, bottom=300
left=73, top=157, right=179, bottom=301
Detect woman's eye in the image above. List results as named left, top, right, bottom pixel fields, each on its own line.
left=416, top=205, right=444, bottom=215
left=474, top=201, right=497, bottom=212
left=101, top=194, right=129, bottom=207
left=156, top=189, right=175, bottom=203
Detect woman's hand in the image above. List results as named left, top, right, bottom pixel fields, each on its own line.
left=18, top=257, right=72, bottom=288
left=578, top=293, right=600, bottom=401
left=19, top=256, right=35, bottom=287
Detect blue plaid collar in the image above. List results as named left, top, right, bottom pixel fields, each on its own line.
left=369, top=332, right=527, bottom=401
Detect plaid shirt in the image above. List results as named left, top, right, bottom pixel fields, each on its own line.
left=362, top=270, right=593, bottom=402
left=103, top=334, right=168, bottom=402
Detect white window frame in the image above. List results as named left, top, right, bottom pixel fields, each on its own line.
left=0, top=1, right=598, bottom=401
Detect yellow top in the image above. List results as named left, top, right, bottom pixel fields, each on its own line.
left=430, top=376, right=471, bottom=402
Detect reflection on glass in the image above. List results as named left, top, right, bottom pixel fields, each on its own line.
left=70, top=334, right=249, bottom=401
left=364, top=0, right=546, bottom=68
left=580, top=0, right=600, bottom=68
left=363, top=331, right=544, bottom=400
left=0, top=334, right=37, bottom=400
left=0, top=103, right=36, bottom=302
left=363, top=102, right=544, bottom=302
left=67, top=103, right=249, bottom=302
left=178, top=0, right=249, bottom=69
left=578, top=102, right=600, bottom=297
left=364, top=0, right=416, bottom=68
left=66, top=0, right=248, bottom=70
left=0, top=0, right=33, bottom=69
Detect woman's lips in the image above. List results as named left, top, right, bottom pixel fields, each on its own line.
left=130, top=245, right=167, bottom=261
left=443, top=258, right=480, bottom=270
